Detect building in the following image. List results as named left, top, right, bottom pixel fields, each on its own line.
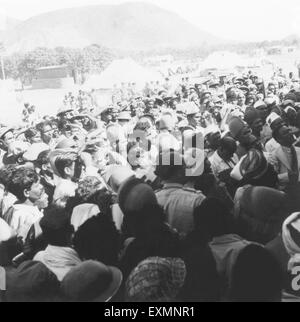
left=32, top=65, right=75, bottom=89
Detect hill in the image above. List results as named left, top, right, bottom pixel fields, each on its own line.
left=3, top=2, right=220, bottom=52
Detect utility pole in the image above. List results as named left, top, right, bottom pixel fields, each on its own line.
left=0, top=56, right=5, bottom=81
left=0, top=43, right=5, bottom=80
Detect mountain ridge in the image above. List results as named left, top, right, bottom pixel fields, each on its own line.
left=2, top=2, right=221, bottom=52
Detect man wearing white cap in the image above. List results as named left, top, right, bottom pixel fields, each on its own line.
left=185, top=102, right=204, bottom=134
left=265, top=113, right=282, bottom=154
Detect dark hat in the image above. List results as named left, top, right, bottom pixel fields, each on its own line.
left=244, top=108, right=261, bottom=126
left=284, top=93, right=297, bottom=102
left=282, top=99, right=295, bottom=108
left=229, top=116, right=246, bottom=139
left=40, top=207, right=72, bottom=233
left=61, top=260, right=122, bottom=302
left=6, top=261, right=60, bottom=302
left=118, top=177, right=157, bottom=215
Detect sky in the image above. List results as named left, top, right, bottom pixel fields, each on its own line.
left=0, top=0, right=300, bottom=42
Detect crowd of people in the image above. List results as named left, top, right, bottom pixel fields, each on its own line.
left=1, top=66, right=300, bottom=302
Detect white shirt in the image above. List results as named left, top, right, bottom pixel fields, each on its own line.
left=0, top=217, right=12, bottom=242
left=4, top=204, right=43, bottom=241
left=53, top=178, right=77, bottom=204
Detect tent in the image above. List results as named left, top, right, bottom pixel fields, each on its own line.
left=200, top=51, right=247, bottom=71
left=0, top=81, right=23, bottom=126
left=84, top=58, right=162, bottom=89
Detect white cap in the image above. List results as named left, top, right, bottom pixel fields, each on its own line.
left=266, top=112, right=281, bottom=126
left=254, top=100, right=267, bottom=109
left=284, top=106, right=296, bottom=114
left=177, top=102, right=199, bottom=116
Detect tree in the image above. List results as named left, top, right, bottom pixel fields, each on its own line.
left=16, top=47, right=59, bottom=84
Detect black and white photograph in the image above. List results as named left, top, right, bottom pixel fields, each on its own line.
left=0, top=0, right=300, bottom=304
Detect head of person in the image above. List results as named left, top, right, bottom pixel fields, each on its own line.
left=6, top=261, right=60, bottom=302
left=206, top=131, right=221, bottom=151
left=110, top=108, right=119, bottom=123
left=245, top=95, right=256, bottom=107
left=106, top=124, right=127, bottom=153
left=118, top=177, right=159, bottom=236
left=237, top=92, right=246, bottom=107
left=244, top=108, right=264, bottom=135
left=226, top=89, right=238, bottom=105
left=37, top=121, right=56, bottom=145
left=229, top=244, right=283, bottom=302
left=229, top=117, right=255, bottom=147
left=254, top=102, right=270, bottom=122
left=231, top=149, right=278, bottom=189
left=117, top=111, right=131, bottom=127
left=268, top=82, right=277, bottom=95
left=194, top=198, right=234, bottom=241
left=8, top=167, right=45, bottom=204
left=155, top=150, right=185, bottom=184
left=159, top=114, right=176, bottom=133
left=273, top=124, right=296, bottom=148
left=283, top=104, right=297, bottom=127
left=104, top=165, right=135, bottom=193
left=73, top=176, right=104, bottom=205
left=36, top=150, right=53, bottom=178
left=40, top=206, right=74, bottom=247
left=83, top=144, right=109, bottom=173
left=61, top=260, right=123, bottom=302
left=266, top=112, right=285, bottom=131
left=146, top=99, right=155, bottom=110
left=24, top=128, right=42, bottom=144
left=0, top=128, right=14, bottom=150
left=54, top=152, right=83, bottom=182
left=127, top=140, right=151, bottom=170
left=217, top=137, right=237, bottom=162
left=125, top=257, right=186, bottom=302
left=0, top=164, right=17, bottom=190
left=187, top=112, right=201, bottom=128
left=73, top=215, right=120, bottom=266
left=60, top=123, right=73, bottom=139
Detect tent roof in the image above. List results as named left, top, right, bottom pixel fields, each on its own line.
left=85, top=58, right=162, bottom=89
left=200, top=51, right=246, bottom=70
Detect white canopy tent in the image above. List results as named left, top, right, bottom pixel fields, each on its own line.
left=200, top=51, right=247, bottom=71
left=84, top=58, right=163, bottom=90
left=0, top=81, right=23, bottom=126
